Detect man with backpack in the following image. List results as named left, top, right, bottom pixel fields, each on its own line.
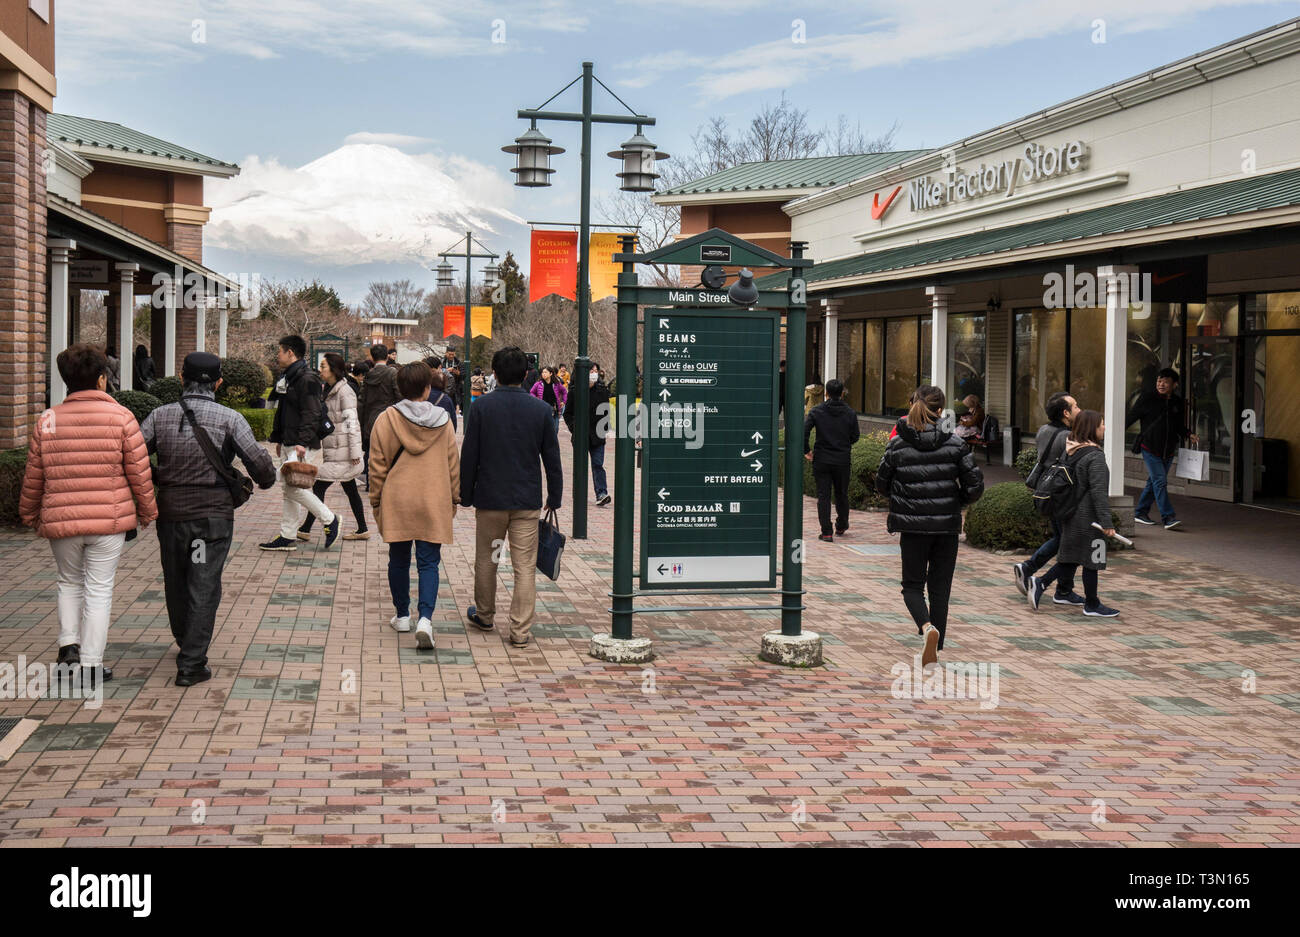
left=260, top=335, right=340, bottom=551
left=142, top=353, right=278, bottom=685
left=1126, top=367, right=1198, bottom=530
left=1013, top=391, right=1080, bottom=596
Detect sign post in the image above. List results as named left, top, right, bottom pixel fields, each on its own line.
left=592, top=229, right=819, bottom=667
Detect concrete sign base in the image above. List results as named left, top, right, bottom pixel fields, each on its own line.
left=759, top=630, right=823, bottom=667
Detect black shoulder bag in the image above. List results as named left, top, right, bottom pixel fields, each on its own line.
left=1025, top=428, right=1067, bottom=490
left=180, top=398, right=254, bottom=508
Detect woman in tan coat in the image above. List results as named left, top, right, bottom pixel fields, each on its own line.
left=368, top=361, right=459, bottom=650
left=20, top=344, right=158, bottom=680
left=298, top=353, right=368, bottom=541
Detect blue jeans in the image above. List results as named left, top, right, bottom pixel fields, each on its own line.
left=388, top=540, right=442, bottom=620
left=1024, top=517, right=1061, bottom=576
left=590, top=442, right=608, bottom=498
left=1136, top=450, right=1176, bottom=521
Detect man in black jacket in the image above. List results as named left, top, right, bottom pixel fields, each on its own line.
left=564, top=361, right=612, bottom=506
left=360, top=343, right=400, bottom=486
left=1125, top=367, right=1198, bottom=530
left=461, top=346, right=563, bottom=648
left=1013, top=390, right=1080, bottom=596
left=804, top=379, right=861, bottom=541
left=260, top=335, right=340, bottom=551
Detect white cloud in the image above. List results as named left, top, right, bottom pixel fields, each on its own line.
left=616, top=0, right=1272, bottom=101
left=206, top=144, right=525, bottom=267
left=57, top=0, right=589, bottom=75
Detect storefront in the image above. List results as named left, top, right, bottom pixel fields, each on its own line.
left=761, top=18, right=1300, bottom=511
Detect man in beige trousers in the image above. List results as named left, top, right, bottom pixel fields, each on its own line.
left=460, top=347, right=563, bottom=647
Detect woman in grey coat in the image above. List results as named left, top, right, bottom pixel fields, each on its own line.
left=1028, top=409, right=1120, bottom=617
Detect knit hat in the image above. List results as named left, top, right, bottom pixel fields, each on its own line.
left=181, top=352, right=222, bottom=383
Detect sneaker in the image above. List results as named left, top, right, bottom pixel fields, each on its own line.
left=1027, top=577, right=1047, bottom=611
left=1134, top=514, right=1156, bottom=526
left=295, top=529, right=311, bottom=541
left=1053, top=591, right=1086, bottom=606
left=323, top=515, right=341, bottom=549
left=921, top=624, right=939, bottom=667
left=1164, top=519, right=1182, bottom=530
left=818, top=533, right=833, bottom=543
left=466, top=605, right=494, bottom=632
left=414, top=618, right=435, bottom=649
left=1012, top=562, right=1029, bottom=596
left=596, top=494, right=611, bottom=506
left=258, top=536, right=297, bottom=551
left=342, top=530, right=370, bottom=541
left=1083, top=603, right=1121, bottom=618
left=836, top=523, right=849, bottom=536
left=390, top=614, right=411, bottom=633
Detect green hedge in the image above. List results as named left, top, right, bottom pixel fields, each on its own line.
left=779, top=427, right=891, bottom=510
left=147, top=376, right=183, bottom=404
left=238, top=407, right=275, bottom=441
left=964, top=481, right=1051, bottom=551
left=1015, top=444, right=1039, bottom=480
left=0, top=447, right=27, bottom=526
left=111, top=389, right=163, bottom=425
left=218, top=356, right=269, bottom=409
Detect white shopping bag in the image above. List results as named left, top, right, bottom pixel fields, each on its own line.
left=1175, top=447, right=1210, bottom=482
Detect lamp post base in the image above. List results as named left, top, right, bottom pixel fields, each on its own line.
left=759, top=630, right=823, bottom=667
left=589, top=633, right=654, bottom=664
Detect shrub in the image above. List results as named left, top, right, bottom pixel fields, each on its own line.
left=238, top=407, right=275, bottom=441
left=111, top=389, right=163, bottom=425
left=780, top=427, right=891, bottom=510
left=147, top=375, right=183, bottom=404
left=0, top=447, right=27, bottom=526
left=218, top=356, right=270, bottom=409
left=964, top=482, right=1050, bottom=551
left=1015, top=445, right=1040, bottom=479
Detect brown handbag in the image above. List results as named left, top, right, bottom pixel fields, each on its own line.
left=280, top=458, right=318, bottom=489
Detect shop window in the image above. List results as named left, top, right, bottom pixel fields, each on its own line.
left=838, top=320, right=863, bottom=411
left=920, top=317, right=932, bottom=386
left=1013, top=309, right=1065, bottom=429
left=1068, top=307, right=1105, bottom=411
left=1125, top=303, right=1186, bottom=449
left=884, top=318, right=920, bottom=415
left=1193, top=298, right=1238, bottom=336
left=862, top=320, right=883, bottom=415
left=1246, top=292, right=1300, bottom=331
left=948, top=314, right=986, bottom=414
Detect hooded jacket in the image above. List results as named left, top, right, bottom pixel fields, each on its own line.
left=875, top=418, right=984, bottom=534
left=359, top=362, right=400, bottom=442
left=269, top=358, right=326, bottom=449
left=367, top=398, right=459, bottom=543
left=1055, top=440, right=1111, bottom=570
left=803, top=397, right=860, bottom=466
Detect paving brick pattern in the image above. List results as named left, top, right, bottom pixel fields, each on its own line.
left=0, top=428, right=1297, bottom=847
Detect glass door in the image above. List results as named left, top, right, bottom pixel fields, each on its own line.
left=1186, top=336, right=1237, bottom=500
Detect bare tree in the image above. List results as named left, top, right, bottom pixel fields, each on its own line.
left=362, top=279, right=426, bottom=319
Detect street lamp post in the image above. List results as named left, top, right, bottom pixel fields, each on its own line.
left=436, top=232, right=498, bottom=416
left=505, top=61, right=666, bottom=541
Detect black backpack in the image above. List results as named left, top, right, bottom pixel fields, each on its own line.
left=1032, top=451, right=1083, bottom=519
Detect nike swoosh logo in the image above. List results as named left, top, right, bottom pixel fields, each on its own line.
left=871, top=186, right=903, bottom=221
left=1151, top=272, right=1187, bottom=286
left=740, top=448, right=762, bottom=457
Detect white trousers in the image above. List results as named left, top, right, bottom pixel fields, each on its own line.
left=49, top=532, right=127, bottom=667
left=280, top=446, right=336, bottom=538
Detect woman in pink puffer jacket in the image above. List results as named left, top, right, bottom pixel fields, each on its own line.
left=19, top=344, right=158, bottom=680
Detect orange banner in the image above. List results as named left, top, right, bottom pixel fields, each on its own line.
left=589, top=232, right=636, bottom=301
left=529, top=230, right=579, bottom=302
left=442, top=305, right=493, bottom=339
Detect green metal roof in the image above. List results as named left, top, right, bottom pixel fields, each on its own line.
left=658, top=150, right=929, bottom=197
left=47, top=114, right=238, bottom=171
left=758, top=167, right=1300, bottom=288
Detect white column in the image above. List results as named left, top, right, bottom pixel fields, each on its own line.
left=115, top=263, right=139, bottom=391
left=925, top=286, right=954, bottom=398
left=48, top=239, right=76, bottom=407
left=195, top=284, right=207, bottom=354
left=162, top=277, right=177, bottom=377
left=1100, top=265, right=1137, bottom=498
left=218, top=287, right=229, bottom=357
left=821, top=298, right=840, bottom=381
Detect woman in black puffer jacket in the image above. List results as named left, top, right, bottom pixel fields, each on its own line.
left=876, top=386, right=984, bottom=666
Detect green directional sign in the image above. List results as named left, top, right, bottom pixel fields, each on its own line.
left=639, top=307, right=780, bottom=590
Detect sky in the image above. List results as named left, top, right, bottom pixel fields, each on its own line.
left=53, top=0, right=1299, bottom=306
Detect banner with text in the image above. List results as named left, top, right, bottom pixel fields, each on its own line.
left=588, top=232, right=636, bottom=301
left=442, top=305, right=493, bottom=339
left=528, top=230, right=579, bottom=303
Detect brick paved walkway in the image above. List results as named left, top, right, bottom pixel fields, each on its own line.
left=1, top=426, right=1297, bottom=847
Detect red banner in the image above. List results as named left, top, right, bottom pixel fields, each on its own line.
left=442, top=305, right=492, bottom=339
left=529, top=230, right=579, bottom=302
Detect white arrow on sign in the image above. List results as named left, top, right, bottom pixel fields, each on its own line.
left=740, top=448, right=761, bottom=458
left=658, top=388, right=672, bottom=401
left=751, top=431, right=764, bottom=444
left=658, top=318, right=670, bottom=328
left=657, top=488, right=670, bottom=499
left=751, top=460, right=763, bottom=472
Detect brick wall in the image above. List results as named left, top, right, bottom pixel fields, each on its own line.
left=166, top=222, right=202, bottom=264
left=0, top=92, right=47, bottom=449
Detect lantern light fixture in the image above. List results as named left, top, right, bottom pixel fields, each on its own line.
left=503, top=120, right=565, bottom=187
left=435, top=260, right=454, bottom=289
left=608, top=125, right=669, bottom=192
